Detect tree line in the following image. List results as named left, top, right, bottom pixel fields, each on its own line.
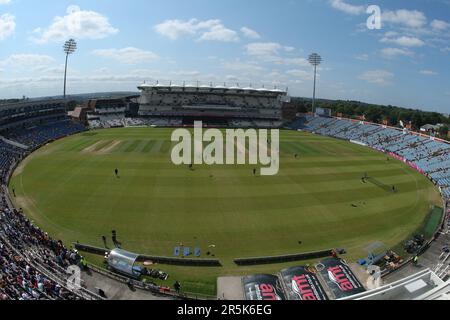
left=289, top=97, right=450, bottom=139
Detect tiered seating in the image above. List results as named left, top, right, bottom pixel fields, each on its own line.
left=252, top=120, right=283, bottom=128
left=0, top=118, right=100, bottom=300
left=0, top=141, right=22, bottom=184
left=0, top=197, right=99, bottom=300
left=0, top=211, right=80, bottom=300
left=292, top=116, right=450, bottom=200
left=5, top=120, right=85, bottom=149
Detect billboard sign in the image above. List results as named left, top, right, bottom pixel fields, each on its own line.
left=280, top=266, right=328, bottom=300
left=243, top=274, right=286, bottom=301
left=317, top=258, right=365, bottom=299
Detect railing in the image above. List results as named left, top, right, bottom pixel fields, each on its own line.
left=0, top=233, right=103, bottom=300
left=234, top=249, right=333, bottom=266
left=74, top=243, right=222, bottom=267
left=86, top=262, right=216, bottom=300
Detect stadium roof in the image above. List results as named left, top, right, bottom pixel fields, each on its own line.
left=138, top=83, right=287, bottom=94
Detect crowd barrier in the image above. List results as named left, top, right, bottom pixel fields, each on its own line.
left=74, top=243, right=222, bottom=267
left=234, top=249, right=333, bottom=266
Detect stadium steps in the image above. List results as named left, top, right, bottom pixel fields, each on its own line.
left=0, top=135, right=29, bottom=150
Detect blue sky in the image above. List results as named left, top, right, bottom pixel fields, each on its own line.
left=0, top=0, right=449, bottom=113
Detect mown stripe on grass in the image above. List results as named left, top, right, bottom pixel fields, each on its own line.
left=65, top=139, right=98, bottom=152
left=94, top=140, right=112, bottom=151
left=159, top=141, right=173, bottom=154
left=150, top=140, right=164, bottom=154
left=115, top=140, right=135, bottom=152
left=141, top=140, right=156, bottom=153
left=124, top=140, right=143, bottom=153
left=281, top=142, right=321, bottom=155
left=134, top=140, right=150, bottom=153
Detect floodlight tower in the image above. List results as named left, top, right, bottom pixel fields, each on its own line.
left=308, top=53, right=322, bottom=116
left=63, top=39, right=77, bottom=100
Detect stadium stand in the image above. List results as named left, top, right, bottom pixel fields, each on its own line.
left=289, top=115, right=450, bottom=200
left=4, top=120, right=85, bottom=149
left=0, top=99, right=97, bottom=300
left=82, top=83, right=289, bottom=129
left=136, top=83, right=289, bottom=128
left=0, top=203, right=98, bottom=300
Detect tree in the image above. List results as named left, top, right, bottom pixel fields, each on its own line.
left=438, top=126, right=449, bottom=138
left=412, top=113, right=423, bottom=129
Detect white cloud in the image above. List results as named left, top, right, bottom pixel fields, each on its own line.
left=0, top=13, right=15, bottom=40
left=92, top=47, right=159, bottom=64
left=198, top=24, right=239, bottom=42
left=222, top=60, right=264, bottom=73
left=286, top=69, right=313, bottom=81
left=382, top=9, right=427, bottom=28
left=431, top=19, right=450, bottom=31
left=154, top=19, right=200, bottom=40
left=384, top=31, right=399, bottom=38
left=381, top=35, right=425, bottom=47
left=170, top=70, right=202, bottom=78
left=420, top=70, right=438, bottom=76
left=0, top=54, right=55, bottom=67
left=240, top=27, right=261, bottom=39
left=0, top=0, right=11, bottom=4
left=329, top=0, right=365, bottom=15
left=33, top=65, right=68, bottom=75
left=225, top=75, right=239, bottom=82
left=244, top=42, right=308, bottom=68
left=32, top=6, right=118, bottom=43
left=245, top=42, right=283, bottom=58
left=277, top=57, right=309, bottom=67
left=154, top=18, right=239, bottom=42
left=284, top=46, right=295, bottom=52
left=355, top=54, right=369, bottom=61
left=358, top=70, right=394, bottom=86
left=380, top=47, right=414, bottom=59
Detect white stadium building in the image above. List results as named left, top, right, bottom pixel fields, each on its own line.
left=136, top=82, right=290, bottom=128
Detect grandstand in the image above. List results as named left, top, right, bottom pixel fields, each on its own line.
left=137, top=82, right=288, bottom=128
left=84, top=97, right=138, bottom=129
left=0, top=99, right=95, bottom=300
left=83, top=82, right=288, bottom=130
left=288, top=115, right=450, bottom=200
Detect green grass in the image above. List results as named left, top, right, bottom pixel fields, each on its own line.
left=8, top=128, right=442, bottom=296
left=423, top=207, right=444, bottom=238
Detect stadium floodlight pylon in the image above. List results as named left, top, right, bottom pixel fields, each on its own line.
left=63, top=39, right=77, bottom=100
left=308, top=53, right=322, bottom=116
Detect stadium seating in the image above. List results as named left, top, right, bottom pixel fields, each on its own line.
left=0, top=206, right=82, bottom=300
left=0, top=113, right=91, bottom=300
left=289, top=116, right=450, bottom=199
left=4, top=120, right=86, bottom=149
left=137, top=84, right=285, bottom=125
